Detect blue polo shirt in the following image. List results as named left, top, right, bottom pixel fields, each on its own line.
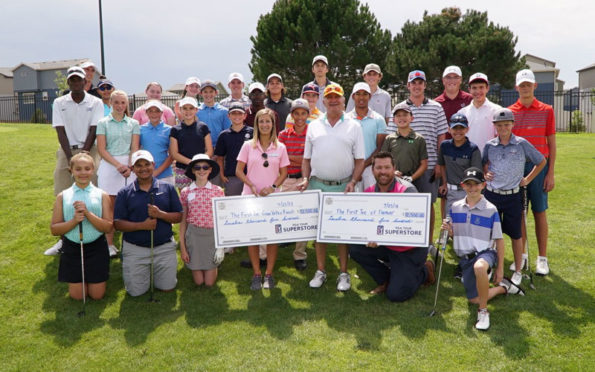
left=114, top=178, right=182, bottom=247
left=197, top=103, right=231, bottom=148
left=482, top=134, right=544, bottom=190
left=140, top=121, right=173, bottom=179
left=438, top=138, right=482, bottom=185
left=214, top=125, right=254, bottom=177
left=169, top=121, right=210, bottom=169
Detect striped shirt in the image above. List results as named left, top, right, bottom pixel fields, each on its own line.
left=285, top=107, right=321, bottom=130
left=278, top=126, right=307, bottom=175
left=399, top=98, right=448, bottom=170
left=220, top=95, right=252, bottom=111
left=62, top=183, right=103, bottom=244
left=449, top=196, right=503, bottom=257
left=96, top=114, right=140, bottom=156
left=509, top=98, right=555, bottom=157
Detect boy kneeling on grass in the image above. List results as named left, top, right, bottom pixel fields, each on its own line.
left=442, top=167, right=524, bottom=331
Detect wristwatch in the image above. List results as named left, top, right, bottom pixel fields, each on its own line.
left=272, top=184, right=277, bottom=189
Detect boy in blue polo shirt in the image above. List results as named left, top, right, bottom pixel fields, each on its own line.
left=482, top=108, right=545, bottom=286
left=443, top=167, right=524, bottom=331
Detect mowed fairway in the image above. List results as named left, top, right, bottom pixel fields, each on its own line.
left=0, top=123, right=593, bottom=371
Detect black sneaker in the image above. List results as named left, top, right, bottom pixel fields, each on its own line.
left=250, top=275, right=262, bottom=290
left=294, top=259, right=307, bottom=271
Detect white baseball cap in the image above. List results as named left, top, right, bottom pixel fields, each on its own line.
left=131, top=150, right=154, bottom=165
left=248, top=82, right=266, bottom=94
left=469, top=72, right=489, bottom=85
left=267, top=73, right=283, bottom=83
left=66, top=66, right=86, bottom=80
left=352, top=82, right=371, bottom=95
left=516, top=69, right=536, bottom=85
left=185, top=76, right=201, bottom=86
left=228, top=72, right=244, bottom=84
left=312, top=55, right=328, bottom=66
left=442, top=65, right=462, bottom=77
left=145, top=100, right=163, bottom=111
left=179, top=96, right=199, bottom=108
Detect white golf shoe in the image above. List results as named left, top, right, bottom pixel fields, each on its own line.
left=535, top=256, right=550, bottom=275
left=511, top=271, right=523, bottom=286
left=44, top=240, right=63, bottom=256
left=309, top=270, right=327, bottom=288
left=475, top=308, right=490, bottom=330
left=336, top=272, right=351, bottom=292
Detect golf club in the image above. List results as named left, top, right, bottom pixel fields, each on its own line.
left=148, top=192, right=159, bottom=303
left=429, top=216, right=450, bottom=317
left=78, top=222, right=86, bottom=317
left=522, top=187, right=536, bottom=290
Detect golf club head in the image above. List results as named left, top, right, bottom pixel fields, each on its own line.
left=147, top=297, right=160, bottom=303
left=78, top=310, right=86, bottom=317
left=428, top=309, right=437, bottom=317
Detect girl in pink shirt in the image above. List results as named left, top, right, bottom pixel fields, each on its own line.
left=236, top=108, right=289, bottom=290
left=180, top=154, right=225, bottom=286
left=132, top=82, right=176, bottom=125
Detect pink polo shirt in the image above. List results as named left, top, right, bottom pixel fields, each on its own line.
left=237, top=140, right=289, bottom=195
left=133, top=104, right=176, bottom=125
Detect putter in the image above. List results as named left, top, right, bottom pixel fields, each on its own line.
left=429, top=217, right=450, bottom=317
left=78, top=223, right=86, bottom=317
left=522, top=187, right=536, bottom=290
left=148, top=192, right=159, bottom=303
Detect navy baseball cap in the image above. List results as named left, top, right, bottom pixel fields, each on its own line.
left=449, top=113, right=469, bottom=128
left=301, top=83, right=320, bottom=96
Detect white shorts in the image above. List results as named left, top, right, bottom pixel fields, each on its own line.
left=98, top=155, right=136, bottom=195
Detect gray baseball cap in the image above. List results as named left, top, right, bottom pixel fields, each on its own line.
left=492, top=108, right=515, bottom=123
left=392, top=102, right=412, bottom=115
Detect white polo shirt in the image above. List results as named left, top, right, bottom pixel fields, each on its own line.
left=52, top=92, right=104, bottom=147
left=304, top=113, right=365, bottom=181
left=458, top=98, right=501, bottom=154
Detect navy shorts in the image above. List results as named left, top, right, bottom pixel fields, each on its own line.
left=484, top=189, right=522, bottom=240
left=460, top=249, right=497, bottom=299
left=524, top=161, right=549, bottom=213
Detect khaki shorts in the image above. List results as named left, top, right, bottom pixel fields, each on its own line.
left=54, top=146, right=99, bottom=196
left=122, top=239, right=177, bottom=296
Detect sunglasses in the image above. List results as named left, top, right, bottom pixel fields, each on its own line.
left=98, top=85, right=113, bottom=91
left=193, top=165, right=211, bottom=171
left=261, top=153, right=269, bottom=168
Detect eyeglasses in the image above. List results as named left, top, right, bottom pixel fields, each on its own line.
left=193, top=165, right=211, bottom=171
left=98, top=85, right=113, bottom=91
left=261, top=153, right=269, bottom=168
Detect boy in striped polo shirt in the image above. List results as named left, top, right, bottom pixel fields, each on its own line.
left=443, top=167, right=524, bottom=331
left=398, top=70, right=449, bottom=244
left=278, top=99, right=310, bottom=271
left=508, top=69, right=556, bottom=276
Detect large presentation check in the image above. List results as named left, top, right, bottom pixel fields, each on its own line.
left=317, top=192, right=431, bottom=247
left=212, top=190, right=320, bottom=248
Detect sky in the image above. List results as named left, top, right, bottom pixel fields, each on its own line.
left=1, top=0, right=593, bottom=94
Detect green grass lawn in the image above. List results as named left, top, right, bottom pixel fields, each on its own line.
left=0, top=123, right=593, bottom=371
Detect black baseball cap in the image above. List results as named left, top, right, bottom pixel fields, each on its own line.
left=461, top=167, right=485, bottom=183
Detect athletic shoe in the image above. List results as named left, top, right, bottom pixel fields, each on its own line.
left=336, top=272, right=351, bottom=291
left=428, top=244, right=439, bottom=262
left=509, top=253, right=528, bottom=271
left=44, top=240, right=63, bottom=256
left=263, top=274, right=275, bottom=289
left=294, top=259, right=307, bottom=271
left=535, top=256, right=550, bottom=276
left=424, top=260, right=436, bottom=285
left=511, top=271, right=523, bottom=286
left=108, top=245, right=119, bottom=258
left=309, top=270, right=327, bottom=288
left=250, top=275, right=262, bottom=290
left=476, top=308, right=490, bottom=330
left=499, top=277, right=525, bottom=296
left=224, top=247, right=235, bottom=254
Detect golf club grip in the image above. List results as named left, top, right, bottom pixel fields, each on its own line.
left=522, top=186, right=528, bottom=212
left=79, top=222, right=83, bottom=241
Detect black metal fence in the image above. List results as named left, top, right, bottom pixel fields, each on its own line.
left=1, top=89, right=593, bottom=133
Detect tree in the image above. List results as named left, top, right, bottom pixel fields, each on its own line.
left=54, top=71, right=68, bottom=96
left=249, top=0, right=393, bottom=97
left=387, top=7, right=526, bottom=92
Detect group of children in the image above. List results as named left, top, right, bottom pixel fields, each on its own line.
left=50, top=58, right=552, bottom=332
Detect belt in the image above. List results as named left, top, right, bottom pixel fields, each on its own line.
left=310, top=175, right=351, bottom=186
left=288, top=173, right=303, bottom=179
left=487, top=186, right=520, bottom=195
left=71, top=144, right=83, bottom=150
left=447, top=183, right=462, bottom=191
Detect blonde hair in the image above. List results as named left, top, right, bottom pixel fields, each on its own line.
left=251, top=108, right=278, bottom=148
left=69, top=151, right=95, bottom=170
left=145, top=82, right=163, bottom=93
left=110, top=90, right=130, bottom=116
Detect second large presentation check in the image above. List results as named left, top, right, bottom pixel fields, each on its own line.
left=317, top=192, right=431, bottom=247
left=212, top=191, right=320, bottom=248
